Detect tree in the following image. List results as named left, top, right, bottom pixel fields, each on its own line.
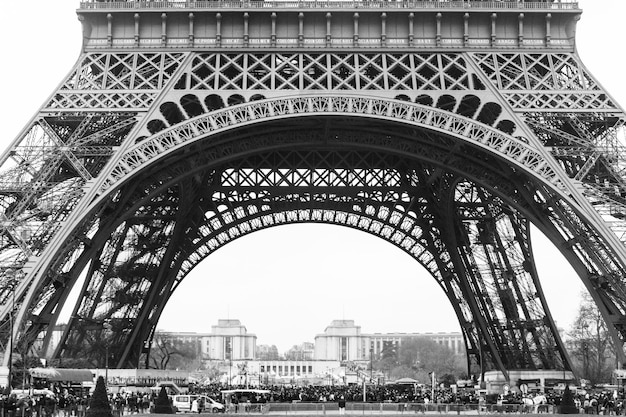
left=11, top=355, right=41, bottom=389
left=149, top=334, right=199, bottom=370
left=374, top=337, right=465, bottom=384
left=401, top=338, right=464, bottom=378
left=48, top=358, right=93, bottom=368
left=567, top=291, right=615, bottom=385
left=284, top=343, right=313, bottom=361
left=560, top=386, right=578, bottom=414
left=377, top=341, right=399, bottom=378
left=257, top=345, right=281, bottom=360
left=87, top=376, right=113, bottom=417
left=153, top=386, right=174, bottom=414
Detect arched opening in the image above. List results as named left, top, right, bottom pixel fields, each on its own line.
left=147, top=119, right=167, bottom=134
left=476, top=102, right=502, bottom=126
left=156, top=223, right=582, bottom=375
left=496, top=119, right=516, bottom=135
left=228, top=94, right=246, bottom=106
left=158, top=224, right=462, bottom=350
left=415, top=95, right=433, bottom=106
left=456, top=95, right=481, bottom=118
left=160, top=102, right=186, bottom=125
left=181, top=94, right=205, bottom=118
left=205, top=94, right=225, bottom=111
left=436, top=95, right=456, bottom=112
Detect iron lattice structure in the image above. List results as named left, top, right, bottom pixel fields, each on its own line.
left=0, top=0, right=624, bottom=380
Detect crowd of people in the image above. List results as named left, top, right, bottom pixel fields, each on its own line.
left=190, top=382, right=626, bottom=414
left=0, top=391, right=157, bottom=417
left=2, top=382, right=625, bottom=416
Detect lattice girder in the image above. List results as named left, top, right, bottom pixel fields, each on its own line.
left=448, top=183, right=567, bottom=371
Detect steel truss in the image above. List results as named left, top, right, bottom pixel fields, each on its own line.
left=1, top=21, right=625, bottom=380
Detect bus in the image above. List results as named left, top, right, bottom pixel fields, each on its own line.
left=220, top=389, right=271, bottom=407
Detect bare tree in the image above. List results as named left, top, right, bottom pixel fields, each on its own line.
left=149, top=335, right=199, bottom=370
left=567, top=291, right=616, bottom=385
left=379, top=337, right=465, bottom=383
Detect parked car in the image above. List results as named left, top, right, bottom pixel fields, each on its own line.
left=171, top=394, right=225, bottom=413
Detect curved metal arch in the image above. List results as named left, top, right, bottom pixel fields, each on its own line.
left=52, top=136, right=566, bottom=371
left=15, top=95, right=581, bottom=333
left=11, top=95, right=626, bottom=372
left=32, top=120, right=532, bottom=366
left=21, top=113, right=610, bottom=323
left=33, top=127, right=485, bottom=343
left=97, top=94, right=569, bottom=196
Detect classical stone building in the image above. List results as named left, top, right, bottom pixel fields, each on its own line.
left=150, top=319, right=257, bottom=361
left=314, top=320, right=464, bottom=362
left=155, top=319, right=461, bottom=363
left=202, top=319, right=257, bottom=361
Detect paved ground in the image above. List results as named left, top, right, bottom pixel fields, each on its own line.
left=158, top=410, right=566, bottom=417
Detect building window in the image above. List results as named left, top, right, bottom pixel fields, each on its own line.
left=308, top=366, right=313, bottom=373
left=260, top=365, right=265, bottom=372
left=341, top=337, right=348, bottom=361
left=225, top=337, right=232, bottom=360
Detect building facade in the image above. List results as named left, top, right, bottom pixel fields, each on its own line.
left=202, top=319, right=257, bottom=361
left=46, top=318, right=460, bottom=365
left=150, top=319, right=257, bottom=361
left=314, top=320, right=464, bottom=361
left=285, top=342, right=315, bottom=361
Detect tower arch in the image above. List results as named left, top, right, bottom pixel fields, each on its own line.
left=16, top=108, right=617, bottom=381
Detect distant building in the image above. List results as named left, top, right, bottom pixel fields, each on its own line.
left=314, top=319, right=464, bottom=361
left=153, top=319, right=256, bottom=362
left=155, top=331, right=203, bottom=357
left=314, top=320, right=364, bottom=361
left=42, top=318, right=460, bottom=367
left=257, top=344, right=281, bottom=361
left=203, top=319, right=257, bottom=361
left=285, top=342, right=315, bottom=361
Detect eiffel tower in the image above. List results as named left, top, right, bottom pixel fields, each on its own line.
left=0, top=0, right=625, bottom=389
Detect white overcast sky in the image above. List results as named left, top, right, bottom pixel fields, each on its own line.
left=0, top=1, right=625, bottom=353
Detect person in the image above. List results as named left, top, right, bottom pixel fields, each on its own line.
left=58, top=394, right=67, bottom=417
left=338, top=395, right=346, bottom=415
left=191, top=399, right=199, bottom=413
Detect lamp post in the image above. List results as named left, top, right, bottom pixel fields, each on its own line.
left=103, top=322, right=113, bottom=387
left=430, top=371, right=435, bottom=403
left=370, top=348, right=374, bottom=383
left=5, top=269, right=16, bottom=389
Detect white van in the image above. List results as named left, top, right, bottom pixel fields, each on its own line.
left=172, top=394, right=225, bottom=413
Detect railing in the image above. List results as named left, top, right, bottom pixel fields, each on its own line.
left=225, top=402, right=558, bottom=414
left=79, top=1, right=580, bottom=11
